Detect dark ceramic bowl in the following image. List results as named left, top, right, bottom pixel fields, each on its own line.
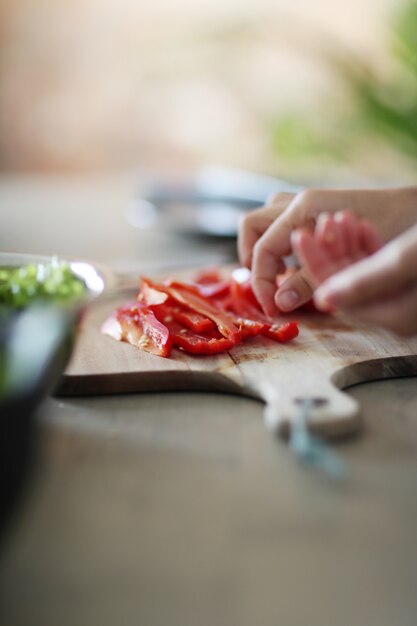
left=0, top=253, right=107, bottom=539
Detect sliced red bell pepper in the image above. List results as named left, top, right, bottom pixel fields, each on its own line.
left=149, top=307, right=236, bottom=354
left=238, top=278, right=262, bottom=310
left=190, top=280, right=231, bottom=299
left=212, top=291, right=234, bottom=312
left=229, top=278, right=267, bottom=321
left=102, top=302, right=172, bottom=358
left=193, top=268, right=223, bottom=284
left=264, top=321, right=299, bottom=343
left=139, top=280, right=169, bottom=306
left=237, top=317, right=269, bottom=339
left=169, top=281, right=241, bottom=341
left=171, top=328, right=236, bottom=355
left=143, top=278, right=241, bottom=342
left=190, top=268, right=232, bottom=299
left=103, top=270, right=300, bottom=359
left=168, top=322, right=236, bottom=354
left=143, top=290, right=216, bottom=334
left=138, top=307, right=172, bottom=357
left=171, top=307, right=215, bottom=333
left=141, top=279, right=218, bottom=333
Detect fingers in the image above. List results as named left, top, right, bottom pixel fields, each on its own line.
left=307, top=215, right=417, bottom=336
left=315, top=212, right=347, bottom=261
left=358, top=219, right=383, bottom=255
left=274, top=266, right=316, bottom=312
left=336, top=211, right=362, bottom=261
left=250, top=189, right=345, bottom=315
left=237, top=192, right=294, bottom=268
left=242, top=187, right=417, bottom=296
left=266, top=190, right=296, bottom=209
left=282, top=219, right=352, bottom=311
left=247, top=187, right=389, bottom=316
left=314, top=210, right=381, bottom=269
left=238, top=204, right=279, bottom=269
left=315, top=224, right=417, bottom=311
left=291, top=229, right=336, bottom=286
left=292, top=211, right=381, bottom=290
left=251, top=214, right=294, bottom=315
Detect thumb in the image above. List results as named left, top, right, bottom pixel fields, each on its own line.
left=274, top=267, right=315, bottom=312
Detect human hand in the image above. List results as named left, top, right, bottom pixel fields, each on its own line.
left=237, top=191, right=295, bottom=270
left=313, top=223, right=417, bottom=336
left=292, top=210, right=383, bottom=291
left=238, top=187, right=417, bottom=316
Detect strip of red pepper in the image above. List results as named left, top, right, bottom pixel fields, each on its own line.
left=142, top=278, right=241, bottom=343
left=102, top=301, right=173, bottom=357
left=150, top=303, right=236, bottom=354
left=142, top=276, right=299, bottom=346
left=103, top=273, right=299, bottom=358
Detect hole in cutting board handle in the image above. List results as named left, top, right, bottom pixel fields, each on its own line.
left=293, top=397, right=329, bottom=408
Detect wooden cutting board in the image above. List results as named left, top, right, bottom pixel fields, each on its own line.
left=58, top=293, right=417, bottom=438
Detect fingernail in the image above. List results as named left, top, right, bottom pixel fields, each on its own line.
left=277, top=289, right=299, bottom=311
left=323, top=231, right=335, bottom=244
left=314, top=292, right=334, bottom=313
left=317, top=212, right=330, bottom=227
left=290, top=230, right=302, bottom=246
left=315, top=286, right=339, bottom=308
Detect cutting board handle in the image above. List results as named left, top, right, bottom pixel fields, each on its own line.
left=261, top=378, right=360, bottom=438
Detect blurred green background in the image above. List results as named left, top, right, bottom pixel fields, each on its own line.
left=271, top=0, right=417, bottom=182
left=0, top=0, right=415, bottom=184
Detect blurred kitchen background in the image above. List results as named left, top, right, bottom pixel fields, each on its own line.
left=1, top=0, right=416, bottom=264
left=2, top=5, right=417, bottom=624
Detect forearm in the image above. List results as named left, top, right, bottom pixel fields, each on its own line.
left=285, top=187, right=417, bottom=242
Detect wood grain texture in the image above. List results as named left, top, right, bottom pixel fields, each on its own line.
left=59, top=296, right=417, bottom=438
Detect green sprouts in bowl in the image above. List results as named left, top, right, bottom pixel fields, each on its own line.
left=0, top=257, right=86, bottom=309
left=0, top=253, right=106, bottom=312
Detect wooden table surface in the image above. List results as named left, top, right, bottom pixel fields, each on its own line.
left=1, top=174, right=417, bottom=626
